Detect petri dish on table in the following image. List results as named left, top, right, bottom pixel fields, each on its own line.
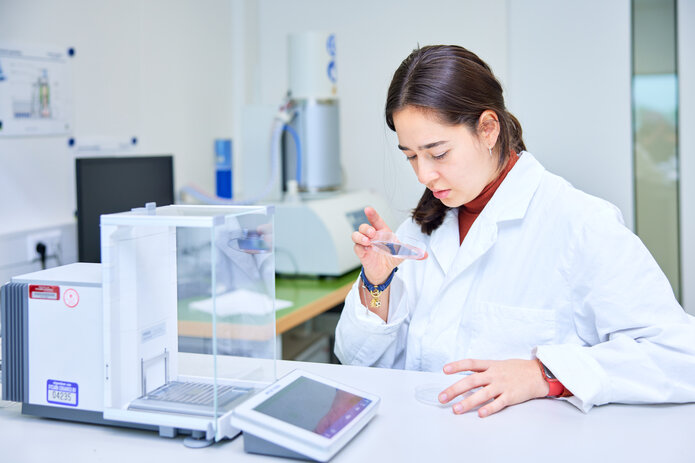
left=414, top=373, right=475, bottom=407
left=414, top=383, right=451, bottom=407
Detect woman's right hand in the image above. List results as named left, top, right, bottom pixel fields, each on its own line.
left=351, top=207, right=401, bottom=284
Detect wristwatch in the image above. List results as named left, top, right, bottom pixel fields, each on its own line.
left=537, top=360, right=565, bottom=397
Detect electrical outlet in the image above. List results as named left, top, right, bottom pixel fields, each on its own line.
left=26, top=229, right=62, bottom=262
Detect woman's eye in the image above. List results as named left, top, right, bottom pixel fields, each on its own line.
left=433, top=151, right=448, bottom=159
left=406, top=155, right=416, bottom=161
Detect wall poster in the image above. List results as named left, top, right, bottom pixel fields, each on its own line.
left=0, top=44, right=73, bottom=137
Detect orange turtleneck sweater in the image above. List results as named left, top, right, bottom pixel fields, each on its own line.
left=458, top=152, right=520, bottom=245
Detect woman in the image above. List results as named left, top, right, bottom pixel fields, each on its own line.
left=334, top=45, right=695, bottom=417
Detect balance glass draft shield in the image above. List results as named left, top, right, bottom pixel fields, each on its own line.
left=100, top=204, right=276, bottom=441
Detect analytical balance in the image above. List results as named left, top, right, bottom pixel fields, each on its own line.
left=1, top=204, right=277, bottom=443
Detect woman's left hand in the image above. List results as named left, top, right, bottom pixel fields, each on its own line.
left=438, top=359, right=549, bottom=417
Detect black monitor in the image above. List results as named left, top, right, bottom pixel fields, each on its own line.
left=75, top=155, right=175, bottom=263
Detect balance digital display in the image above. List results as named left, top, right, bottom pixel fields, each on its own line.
left=231, top=370, right=380, bottom=461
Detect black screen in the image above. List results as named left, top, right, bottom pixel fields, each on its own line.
left=75, top=155, right=174, bottom=263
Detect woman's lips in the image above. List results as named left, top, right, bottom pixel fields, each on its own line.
left=432, top=189, right=451, bottom=199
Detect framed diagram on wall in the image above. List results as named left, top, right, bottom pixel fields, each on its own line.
left=0, top=43, right=73, bottom=137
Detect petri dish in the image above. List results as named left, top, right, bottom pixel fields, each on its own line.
left=369, top=231, right=426, bottom=260
left=414, top=383, right=450, bottom=407
left=227, top=229, right=271, bottom=254
left=414, top=373, right=475, bottom=407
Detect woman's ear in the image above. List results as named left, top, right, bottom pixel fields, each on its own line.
left=477, top=110, right=500, bottom=148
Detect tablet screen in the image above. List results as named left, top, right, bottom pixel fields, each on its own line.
left=253, top=376, right=372, bottom=439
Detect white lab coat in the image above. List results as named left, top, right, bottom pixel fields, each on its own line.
left=335, top=152, right=695, bottom=412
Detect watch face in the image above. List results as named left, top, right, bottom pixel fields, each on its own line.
left=542, top=364, right=557, bottom=380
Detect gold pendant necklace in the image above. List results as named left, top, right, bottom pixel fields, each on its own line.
left=369, top=288, right=381, bottom=308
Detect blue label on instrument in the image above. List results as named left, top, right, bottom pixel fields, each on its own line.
left=47, top=380, right=78, bottom=407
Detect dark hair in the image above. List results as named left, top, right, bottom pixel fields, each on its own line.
left=385, top=45, right=526, bottom=235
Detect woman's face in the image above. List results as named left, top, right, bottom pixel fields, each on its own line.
left=392, top=106, right=500, bottom=208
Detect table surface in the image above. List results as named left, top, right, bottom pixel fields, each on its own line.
left=2, top=357, right=695, bottom=463
left=274, top=269, right=359, bottom=333
left=177, top=269, right=360, bottom=339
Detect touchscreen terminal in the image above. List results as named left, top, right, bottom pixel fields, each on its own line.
left=231, top=370, right=380, bottom=462
left=253, top=376, right=372, bottom=438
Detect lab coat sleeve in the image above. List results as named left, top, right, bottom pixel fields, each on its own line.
left=334, top=272, right=411, bottom=369
left=536, top=202, right=695, bottom=413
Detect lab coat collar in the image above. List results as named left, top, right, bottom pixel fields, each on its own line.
left=481, top=151, right=545, bottom=224
left=429, top=208, right=460, bottom=274
left=429, top=151, right=545, bottom=274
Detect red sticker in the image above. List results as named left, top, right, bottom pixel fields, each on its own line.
left=29, top=285, right=60, bottom=300
left=63, top=288, right=80, bottom=308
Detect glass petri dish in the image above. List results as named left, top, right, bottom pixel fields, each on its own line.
left=414, top=373, right=475, bottom=407
left=227, top=229, right=271, bottom=254
left=369, top=231, right=426, bottom=260
left=414, top=383, right=450, bottom=407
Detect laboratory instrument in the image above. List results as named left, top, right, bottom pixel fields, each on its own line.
left=283, top=31, right=341, bottom=193
left=238, top=31, right=341, bottom=203
left=1, top=204, right=277, bottom=444
left=274, top=190, right=397, bottom=276
left=231, top=369, right=380, bottom=462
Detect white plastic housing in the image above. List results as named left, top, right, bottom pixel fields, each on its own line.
left=13, top=263, right=103, bottom=412
left=274, top=190, right=398, bottom=276
left=288, top=31, right=337, bottom=100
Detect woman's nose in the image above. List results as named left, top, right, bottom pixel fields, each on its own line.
left=416, top=159, right=439, bottom=185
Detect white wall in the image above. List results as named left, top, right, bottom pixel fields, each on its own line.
left=507, top=0, right=634, bottom=229
left=0, top=0, right=235, bottom=280
left=678, top=0, right=695, bottom=314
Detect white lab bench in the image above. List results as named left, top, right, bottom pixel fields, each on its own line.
left=1, top=357, right=694, bottom=462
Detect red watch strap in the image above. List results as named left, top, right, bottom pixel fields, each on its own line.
left=537, top=359, right=566, bottom=397
left=546, top=378, right=566, bottom=397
